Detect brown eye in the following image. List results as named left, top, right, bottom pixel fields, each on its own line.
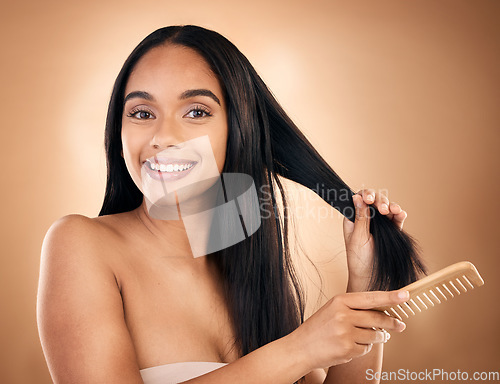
left=127, top=108, right=155, bottom=120
left=185, top=106, right=212, bottom=119
left=137, top=111, right=151, bottom=119
left=191, top=110, right=205, bottom=118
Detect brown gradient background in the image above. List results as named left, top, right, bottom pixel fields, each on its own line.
left=1, top=0, right=499, bottom=383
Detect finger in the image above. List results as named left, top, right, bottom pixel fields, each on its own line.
left=386, top=202, right=401, bottom=221
left=352, top=310, right=406, bottom=332
left=374, top=192, right=390, bottom=214
left=359, top=189, right=376, bottom=204
left=352, top=342, right=373, bottom=358
left=353, top=327, right=390, bottom=345
left=380, top=329, right=391, bottom=343
left=389, top=202, right=402, bottom=215
left=352, top=194, right=370, bottom=236
left=391, top=209, right=407, bottom=230
left=343, top=215, right=355, bottom=238
left=343, top=290, right=410, bottom=310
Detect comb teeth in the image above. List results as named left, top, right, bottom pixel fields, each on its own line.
left=374, top=261, right=484, bottom=318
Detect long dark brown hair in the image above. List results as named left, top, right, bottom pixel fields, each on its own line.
left=99, top=25, right=425, bottom=373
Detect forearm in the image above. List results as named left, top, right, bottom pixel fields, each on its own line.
left=323, top=343, right=383, bottom=384
left=181, top=332, right=310, bottom=384
left=323, top=276, right=383, bottom=384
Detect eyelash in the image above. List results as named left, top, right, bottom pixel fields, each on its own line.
left=185, top=105, right=212, bottom=119
left=126, top=107, right=155, bottom=120
left=125, top=105, right=213, bottom=120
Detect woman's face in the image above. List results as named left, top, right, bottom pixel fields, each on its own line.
left=121, top=44, right=228, bottom=206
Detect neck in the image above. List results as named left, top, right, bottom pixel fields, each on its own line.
left=135, top=197, right=217, bottom=259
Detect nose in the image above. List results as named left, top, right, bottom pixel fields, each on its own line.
left=150, top=116, right=184, bottom=149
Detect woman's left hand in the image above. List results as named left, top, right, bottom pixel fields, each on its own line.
left=342, top=189, right=407, bottom=292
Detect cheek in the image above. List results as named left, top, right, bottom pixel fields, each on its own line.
left=121, top=129, right=145, bottom=188
left=212, top=132, right=228, bottom=174
left=121, top=127, right=146, bottom=161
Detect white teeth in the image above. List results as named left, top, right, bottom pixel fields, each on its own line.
left=148, top=161, right=194, bottom=173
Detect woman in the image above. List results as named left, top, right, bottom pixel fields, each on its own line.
left=37, top=25, right=425, bottom=383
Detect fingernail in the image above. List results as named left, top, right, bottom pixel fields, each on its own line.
left=366, top=194, right=374, bottom=202
left=398, top=291, right=409, bottom=300
left=381, top=203, right=389, bottom=212
left=396, top=319, right=406, bottom=331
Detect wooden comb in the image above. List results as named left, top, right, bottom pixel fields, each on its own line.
left=374, top=261, right=484, bottom=320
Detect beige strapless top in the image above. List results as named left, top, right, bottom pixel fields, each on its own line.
left=140, top=362, right=228, bottom=384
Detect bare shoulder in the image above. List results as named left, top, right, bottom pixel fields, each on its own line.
left=38, top=213, right=142, bottom=383
left=43, top=214, right=96, bottom=243
left=43, top=213, right=125, bottom=249
left=41, top=215, right=107, bottom=277
left=41, top=212, right=133, bottom=270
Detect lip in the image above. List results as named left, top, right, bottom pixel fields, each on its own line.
left=143, top=157, right=199, bottom=182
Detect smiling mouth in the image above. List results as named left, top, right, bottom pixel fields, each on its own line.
left=144, top=158, right=199, bottom=181
left=146, top=160, right=196, bottom=173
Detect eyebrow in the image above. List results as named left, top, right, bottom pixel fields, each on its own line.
left=123, top=89, right=221, bottom=106
left=180, top=89, right=221, bottom=106
left=123, top=91, right=154, bottom=105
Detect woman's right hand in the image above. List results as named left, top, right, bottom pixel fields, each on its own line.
left=291, top=290, right=409, bottom=370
